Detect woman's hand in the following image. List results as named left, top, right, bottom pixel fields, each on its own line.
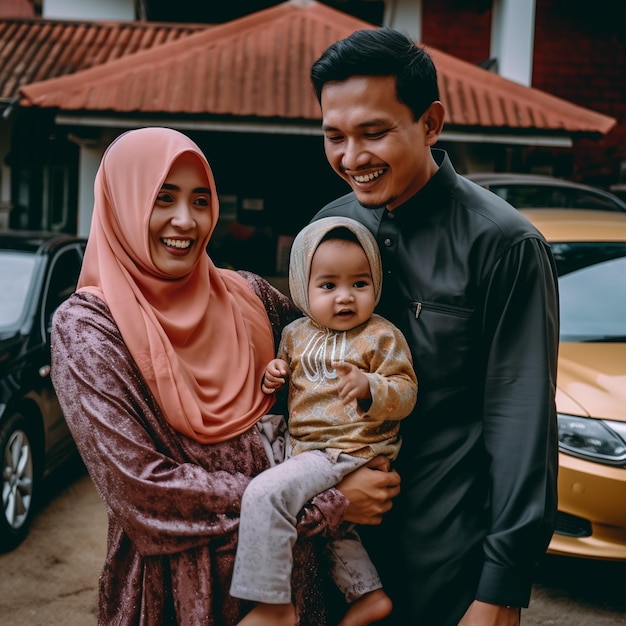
left=336, top=456, right=401, bottom=525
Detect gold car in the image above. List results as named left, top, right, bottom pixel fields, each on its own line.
left=521, top=209, right=626, bottom=560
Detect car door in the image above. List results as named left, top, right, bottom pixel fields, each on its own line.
left=37, top=243, right=85, bottom=472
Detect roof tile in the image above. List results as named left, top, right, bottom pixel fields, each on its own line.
left=12, top=0, right=616, bottom=135
left=0, top=17, right=205, bottom=101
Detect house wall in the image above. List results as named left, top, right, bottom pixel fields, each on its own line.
left=421, top=0, right=492, bottom=65
left=420, top=0, right=625, bottom=188
left=4, top=0, right=623, bottom=242
left=43, top=0, right=135, bottom=20
left=383, top=0, right=422, bottom=41
left=76, top=144, right=103, bottom=237
left=532, top=0, right=626, bottom=188
left=490, top=0, right=536, bottom=86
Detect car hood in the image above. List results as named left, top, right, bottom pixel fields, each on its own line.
left=556, top=342, right=626, bottom=422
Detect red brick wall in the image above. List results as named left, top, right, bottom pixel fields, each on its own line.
left=421, top=0, right=626, bottom=188
left=532, top=0, right=626, bottom=186
left=421, top=0, right=492, bottom=65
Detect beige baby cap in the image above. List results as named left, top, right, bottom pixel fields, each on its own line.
left=288, top=216, right=383, bottom=317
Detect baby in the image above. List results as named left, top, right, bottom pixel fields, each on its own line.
left=230, top=216, right=417, bottom=626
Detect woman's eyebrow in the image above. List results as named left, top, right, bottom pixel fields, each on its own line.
left=160, top=183, right=212, bottom=194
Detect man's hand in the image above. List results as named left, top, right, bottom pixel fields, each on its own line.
left=336, top=456, right=400, bottom=524
left=332, top=361, right=370, bottom=405
left=458, top=601, right=520, bottom=626
left=261, top=358, right=290, bottom=394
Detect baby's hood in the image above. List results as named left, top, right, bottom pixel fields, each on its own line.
left=288, top=216, right=382, bottom=317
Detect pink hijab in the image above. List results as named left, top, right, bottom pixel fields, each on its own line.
left=78, top=127, right=275, bottom=443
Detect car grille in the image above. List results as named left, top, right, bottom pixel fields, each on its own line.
left=554, top=511, right=592, bottom=537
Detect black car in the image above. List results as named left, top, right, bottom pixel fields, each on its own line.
left=0, top=231, right=86, bottom=552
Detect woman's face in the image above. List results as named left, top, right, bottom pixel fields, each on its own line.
left=149, top=152, right=213, bottom=277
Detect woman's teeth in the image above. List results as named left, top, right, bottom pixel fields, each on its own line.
left=162, top=238, right=191, bottom=249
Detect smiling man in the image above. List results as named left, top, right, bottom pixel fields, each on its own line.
left=311, top=27, right=560, bottom=626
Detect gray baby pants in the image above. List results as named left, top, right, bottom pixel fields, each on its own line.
left=229, top=449, right=383, bottom=604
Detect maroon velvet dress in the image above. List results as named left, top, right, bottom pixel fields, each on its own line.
left=51, top=273, right=348, bottom=625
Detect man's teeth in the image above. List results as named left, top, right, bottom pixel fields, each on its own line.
left=353, top=169, right=384, bottom=183
left=163, top=238, right=191, bottom=249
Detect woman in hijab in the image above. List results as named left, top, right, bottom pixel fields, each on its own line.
left=51, top=127, right=399, bottom=625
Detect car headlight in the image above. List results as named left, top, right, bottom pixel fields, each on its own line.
left=558, top=414, right=626, bottom=466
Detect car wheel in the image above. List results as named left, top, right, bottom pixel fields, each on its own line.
left=0, top=411, right=40, bottom=552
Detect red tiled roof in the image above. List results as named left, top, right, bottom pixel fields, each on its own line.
left=16, top=0, right=616, bottom=136
left=0, top=17, right=206, bottom=101
left=427, top=45, right=615, bottom=135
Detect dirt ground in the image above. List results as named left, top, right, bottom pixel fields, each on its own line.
left=0, top=461, right=104, bottom=625
left=0, top=462, right=624, bottom=626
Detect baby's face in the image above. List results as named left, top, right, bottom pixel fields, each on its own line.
left=307, top=238, right=376, bottom=331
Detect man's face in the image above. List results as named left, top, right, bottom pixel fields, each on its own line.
left=320, top=75, right=433, bottom=211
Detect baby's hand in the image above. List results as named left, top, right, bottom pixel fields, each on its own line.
left=332, top=361, right=371, bottom=405
left=262, top=359, right=290, bottom=394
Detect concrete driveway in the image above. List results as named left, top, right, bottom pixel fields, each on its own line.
left=0, top=461, right=104, bottom=625
left=0, top=462, right=624, bottom=625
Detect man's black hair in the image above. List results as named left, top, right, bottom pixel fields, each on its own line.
left=311, top=27, right=440, bottom=121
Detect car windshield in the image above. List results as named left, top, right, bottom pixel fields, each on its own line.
left=0, top=251, right=38, bottom=329
left=491, top=185, right=621, bottom=211
left=552, top=242, right=626, bottom=342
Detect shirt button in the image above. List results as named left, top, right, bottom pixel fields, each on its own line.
left=383, top=238, right=393, bottom=247
left=387, top=211, right=395, bottom=219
